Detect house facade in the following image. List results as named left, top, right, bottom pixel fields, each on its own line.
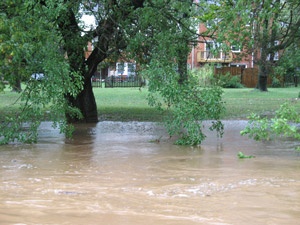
left=187, top=23, right=254, bottom=70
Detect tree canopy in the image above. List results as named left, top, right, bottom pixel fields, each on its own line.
left=200, top=0, right=300, bottom=91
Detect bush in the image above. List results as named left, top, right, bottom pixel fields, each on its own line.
left=217, top=73, right=244, bottom=88
left=241, top=102, right=300, bottom=151
left=271, top=77, right=282, bottom=88
left=190, top=65, right=215, bottom=87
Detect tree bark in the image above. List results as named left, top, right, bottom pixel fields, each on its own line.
left=178, top=53, right=188, bottom=84
left=11, top=77, right=22, bottom=92
left=66, top=76, right=98, bottom=123
left=257, top=72, right=268, bottom=91
left=256, top=18, right=269, bottom=92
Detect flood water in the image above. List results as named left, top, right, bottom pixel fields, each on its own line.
left=0, top=121, right=299, bottom=225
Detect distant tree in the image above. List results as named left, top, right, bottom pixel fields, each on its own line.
left=200, top=0, right=300, bottom=91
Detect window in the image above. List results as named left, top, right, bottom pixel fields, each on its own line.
left=116, top=63, right=124, bottom=75
left=231, top=45, right=241, bottom=53
left=267, top=40, right=279, bottom=61
left=205, top=41, right=221, bottom=51
left=116, top=63, right=136, bottom=76
left=205, top=41, right=222, bottom=59
left=230, top=63, right=247, bottom=68
left=206, top=18, right=221, bottom=29
left=127, top=63, right=136, bottom=76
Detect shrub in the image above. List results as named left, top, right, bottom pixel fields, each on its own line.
left=217, top=73, right=244, bottom=88
left=241, top=102, right=300, bottom=151
left=271, top=77, right=282, bottom=88
left=190, top=65, right=215, bottom=87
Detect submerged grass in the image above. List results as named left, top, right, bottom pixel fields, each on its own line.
left=0, top=85, right=299, bottom=121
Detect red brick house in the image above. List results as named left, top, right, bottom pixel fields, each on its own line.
left=188, top=23, right=254, bottom=70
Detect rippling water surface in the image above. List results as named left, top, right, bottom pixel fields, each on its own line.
left=0, top=121, right=299, bottom=225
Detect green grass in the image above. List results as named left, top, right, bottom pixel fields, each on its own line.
left=0, top=86, right=22, bottom=120
left=1, top=86, right=299, bottom=121
left=94, top=88, right=162, bottom=121
left=223, top=88, right=300, bottom=119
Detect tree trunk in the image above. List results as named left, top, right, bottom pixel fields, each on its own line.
left=257, top=73, right=268, bottom=91
left=58, top=8, right=99, bottom=123
left=177, top=39, right=189, bottom=84
left=11, top=78, right=22, bottom=92
left=67, top=75, right=98, bottom=123
left=256, top=18, right=269, bottom=92
left=178, top=54, right=188, bottom=84
left=257, top=58, right=269, bottom=91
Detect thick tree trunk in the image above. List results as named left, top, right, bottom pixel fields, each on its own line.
left=58, top=8, right=99, bottom=123
left=67, top=76, right=98, bottom=123
left=177, top=42, right=189, bottom=84
left=256, top=59, right=269, bottom=91
left=11, top=78, right=22, bottom=92
left=257, top=74, right=268, bottom=91
left=178, top=55, right=188, bottom=84
left=255, top=16, right=270, bottom=92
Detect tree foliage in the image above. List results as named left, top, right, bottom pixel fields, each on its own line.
left=145, top=62, right=225, bottom=145
left=275, top=41, right=300, bottom=84
left=0, top=0, right=84, bottom=144
left=241, top=102, right=300, bottom=151
left=0, top=0, right=225, bottom=145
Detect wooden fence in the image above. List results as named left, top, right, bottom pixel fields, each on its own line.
left=215, top=67, right=273, bottom=88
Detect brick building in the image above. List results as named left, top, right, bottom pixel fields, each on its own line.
left=188, top=23, right=254, bottom=70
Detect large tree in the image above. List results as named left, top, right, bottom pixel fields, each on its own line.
left=200, top=0, right=300, bottom=91
left=0, top=0, right=225, bottom=144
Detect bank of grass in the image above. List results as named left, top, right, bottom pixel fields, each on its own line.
left=0, top=86, right=299, bottom=121
left=222, top=87, right=300, bottom=119
left=95, top=87, right=300, bottom=121
left=94, top=88, right=161, bottom=121
left=0, top=87, right=22, bottom=120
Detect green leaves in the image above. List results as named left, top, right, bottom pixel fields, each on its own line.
left=0, top=0, right=85, bottom=144
left=241, top=102, right=300, bottom=150
left=165, top=84, right=225, bottom=146
left=145, top=62, right=225, bottom=145
left=237, top=151, right=255, bottom=159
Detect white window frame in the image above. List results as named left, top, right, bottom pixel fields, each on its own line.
left=231, top=45, right=241, bottom=53
left=116, top=63, right=125, bottom=75
left=116, top=62, right=136, bottom=76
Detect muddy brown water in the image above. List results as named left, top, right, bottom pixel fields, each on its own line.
left=0, top=121, right=299, bottom=225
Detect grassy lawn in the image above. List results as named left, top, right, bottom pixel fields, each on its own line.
left=1, top=86, right=299, bottom=121
left=93, top=87, right=160, bottom=121
left=223, top=88, right=300, bottom=119
left=0, top=87, right=22, bottom=120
